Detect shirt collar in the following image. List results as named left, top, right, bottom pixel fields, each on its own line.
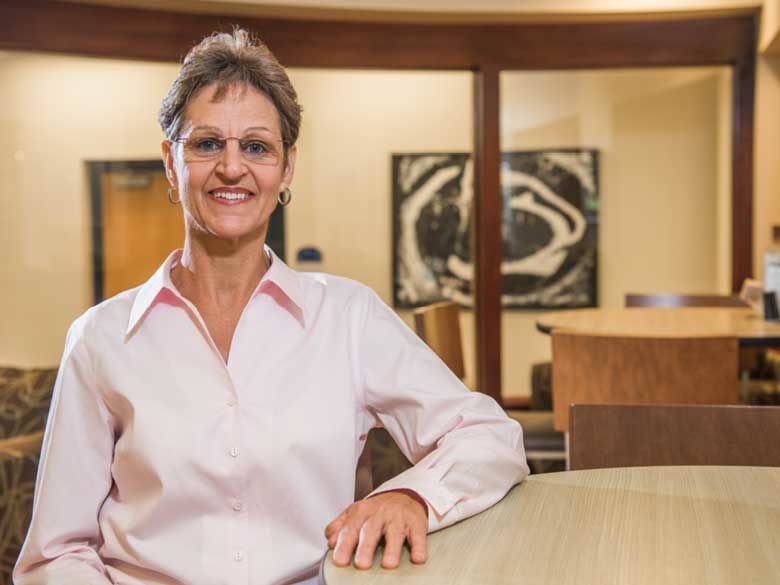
left=125, top=246, right=306, bottom=338
left=259, top=246, right=306, bottom=326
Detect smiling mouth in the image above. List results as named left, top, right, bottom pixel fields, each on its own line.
left=209, top=190, right=255, bottom=203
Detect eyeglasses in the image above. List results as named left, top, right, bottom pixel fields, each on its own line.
left=173, top=134, right=285, bottom=166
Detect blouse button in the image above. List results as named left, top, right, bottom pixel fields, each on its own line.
left=234, top=551, right=244, bottom=562
left=233, top=501, right=243, bottom=512
left=226, top=399, right=237, bottom=407
left=229, top=447, right=239, bottom=458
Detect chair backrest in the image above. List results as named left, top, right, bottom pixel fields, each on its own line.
left=569, top=403, right=780, bottom=469
left=551, top=331, right=739, bottom=432
left=625, top=293, right=749, bottom=308
left=413, top=301, right=465, bottom=379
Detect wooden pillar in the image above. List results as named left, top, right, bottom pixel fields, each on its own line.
left=473, top=66, right=503, bottom=403
left=731, top=35, right=756, bottom=291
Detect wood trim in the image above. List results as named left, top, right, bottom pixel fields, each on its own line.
left=0, top=0, right=758, bottom=400
left=473, top=66, right=502, bottom=402
left=732, top=46, right=757, bottom=291
left=0, top=2, right=758, bottom=69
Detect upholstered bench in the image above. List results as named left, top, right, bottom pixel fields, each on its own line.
left=0, top=366, right=57, bottom=583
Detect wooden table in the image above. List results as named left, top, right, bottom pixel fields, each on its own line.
left=322, top=466, right=780, bottom=585
left=536, top=307, right=780, bottom=346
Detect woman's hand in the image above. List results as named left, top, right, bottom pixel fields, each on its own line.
left=324, top=489, right=428, bottom=569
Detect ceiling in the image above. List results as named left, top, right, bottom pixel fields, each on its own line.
left=63, top=0, right=762, bottom=21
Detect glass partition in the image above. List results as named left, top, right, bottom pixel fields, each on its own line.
left=287, top=68, right=475, bottom=385
left=499, top=66, right=733, bottom=401
left=0, top=52, right=475, bottom=387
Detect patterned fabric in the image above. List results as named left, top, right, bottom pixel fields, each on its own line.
left=530, top=362, right=553, bottom=411
left=0, top=434, right=42, bottom=585
left=745, top=349, right=780, bottom=405
left=0, top=367, right=57, bottom=440
left=745, top=380, right=780, bottom=405
left=0, top=366, right=57, bottom=582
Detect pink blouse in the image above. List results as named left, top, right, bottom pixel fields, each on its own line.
left=15, top=248, right=528, bottom=584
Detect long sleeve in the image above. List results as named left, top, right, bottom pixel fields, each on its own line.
left=359, top=292, right=529, bottom=532
left=14, top=317, right=116, bottom=584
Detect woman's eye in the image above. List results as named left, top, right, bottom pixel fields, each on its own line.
left=242, top=141, right=267, bottom=155
left=193, top=138, right=223, bottom=152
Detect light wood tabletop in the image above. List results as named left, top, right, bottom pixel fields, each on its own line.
left=322, top=466, right=780, bottom=585
left=536, top=307, right=780, bottom=346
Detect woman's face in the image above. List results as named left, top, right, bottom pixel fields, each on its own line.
left=162, top=82, right=296, bottom=243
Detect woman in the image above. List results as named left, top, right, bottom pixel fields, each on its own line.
left=15, top=29, right=527, bottom=585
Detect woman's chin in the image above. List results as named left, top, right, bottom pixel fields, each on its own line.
left=202, top=220, right=265, bottom=243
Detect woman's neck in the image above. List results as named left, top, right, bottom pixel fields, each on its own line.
left=172, top=230, right=270, bottom=310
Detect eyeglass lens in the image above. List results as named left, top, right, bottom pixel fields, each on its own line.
left=180, top=135, right=282, bottom=165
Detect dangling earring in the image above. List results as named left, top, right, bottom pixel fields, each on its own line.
left=278, top=188, right=292, bottom=206
left=167, top=185, right=180, bottom=205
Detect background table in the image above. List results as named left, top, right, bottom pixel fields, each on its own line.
left=323, top=466, right=780, bottom=584
left=536, top=307, right=780, bottom=346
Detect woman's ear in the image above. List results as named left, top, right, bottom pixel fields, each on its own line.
left=280, top=144, right=297, bottom=191
left=161, top=139, right=178, bottom=188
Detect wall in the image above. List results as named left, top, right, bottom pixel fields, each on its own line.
left=0, top=54, right=478, bottom=379
left=0, top=52, right=180, bottom=367
left=285, top=69, right=477, bottom=387
left=755, top=53, right=780, bottom=277
left=760, top=0, right=780, bottom=52
left=1, top=52, right=737, bottom=401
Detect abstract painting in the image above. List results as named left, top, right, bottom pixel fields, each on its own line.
left=392, top=149, right=598, bottom=309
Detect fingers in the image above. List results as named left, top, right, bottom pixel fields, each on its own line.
left=380, top=526, right=405, bottom=569
left=354, top=520, right=383, bottom=569
left=408, top=526, right=428, bottom=564
left=332, top=524, right=360, bottom=567
left=324, top=515, right=346, bottom=548
left=325, top=491, right=429, bottom=570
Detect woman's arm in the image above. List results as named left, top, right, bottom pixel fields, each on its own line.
left=359, top=291, right=529, bottom=528
left=326, top=289, right=529, bottom=568
left=14, top=318, right=116, bottom=584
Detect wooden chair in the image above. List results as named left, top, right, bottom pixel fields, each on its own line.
left=569, top=403, right=780, bottom=470
left=413, top=301, right=465, bottom=379
left=625, top=293, right=749, bottom=308
left=414, top=301, right=565, bottom=468
left=551, top=331, right=739, bottom=432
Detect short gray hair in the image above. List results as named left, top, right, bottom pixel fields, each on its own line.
left=158, top=28, right=302, bottom=153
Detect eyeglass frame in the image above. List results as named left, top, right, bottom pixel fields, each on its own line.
left=170, top=134, right=288, bottom=166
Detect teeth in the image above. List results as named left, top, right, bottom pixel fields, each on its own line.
left=213, top=191, right=251, bottom=200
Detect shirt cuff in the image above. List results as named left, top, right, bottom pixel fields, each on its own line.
left=366, top=470, right=461, bottom=533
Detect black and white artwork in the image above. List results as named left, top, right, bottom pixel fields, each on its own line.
left=392, top=149, right=598, bottom=309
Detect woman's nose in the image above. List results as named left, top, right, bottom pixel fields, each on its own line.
left=216, top=140, right=246, bottom=178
